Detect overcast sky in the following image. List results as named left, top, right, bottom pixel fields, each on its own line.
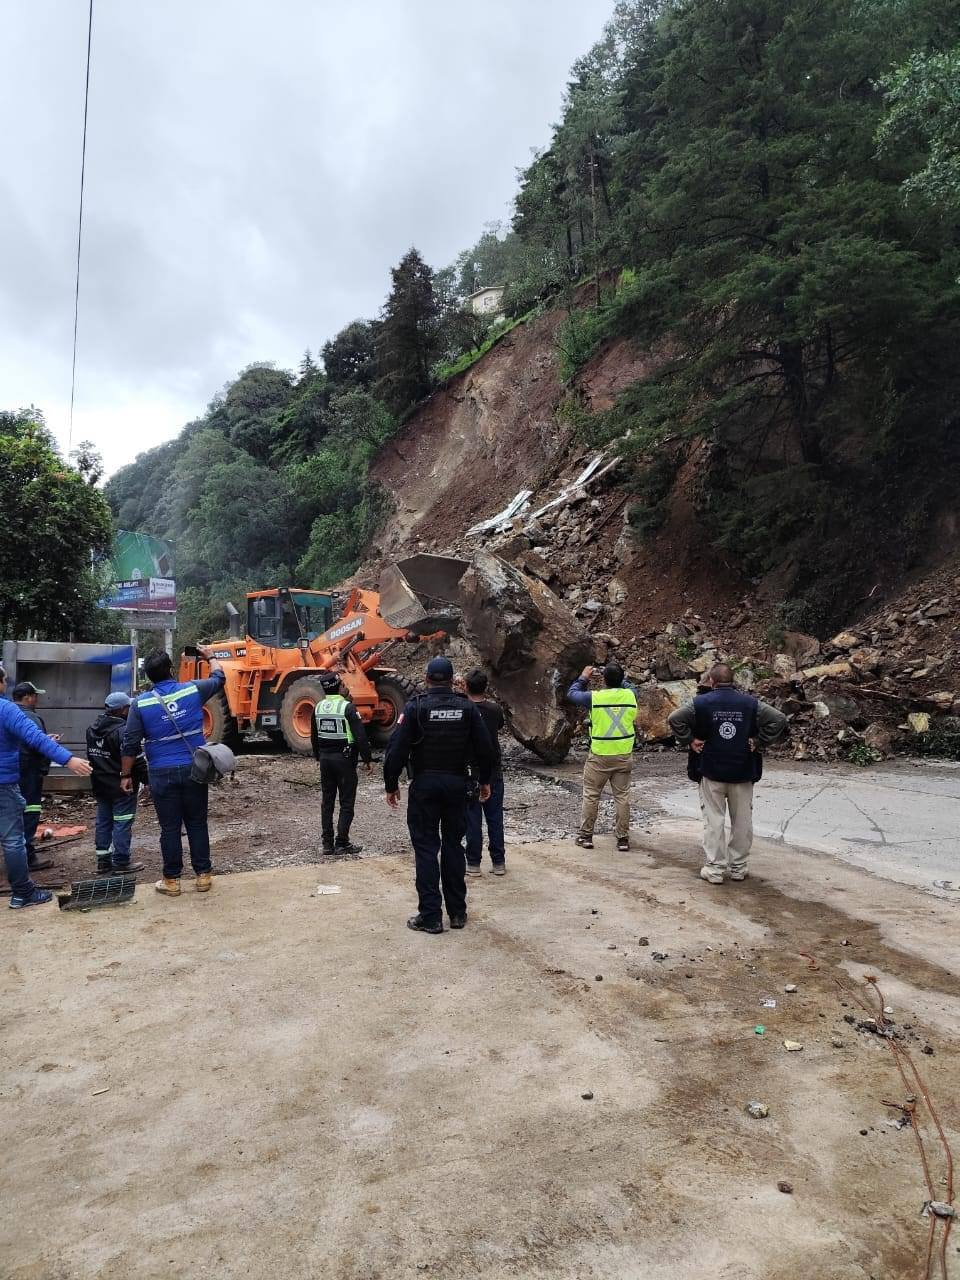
left=1, top=1, right=611, bottom=475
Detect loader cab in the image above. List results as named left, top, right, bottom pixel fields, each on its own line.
left=246, top=589, right=334, bottom=649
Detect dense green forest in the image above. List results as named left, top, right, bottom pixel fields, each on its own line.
left=0, top=411, right=117, bottom=642
left=101, top=0, right=960, bottom=642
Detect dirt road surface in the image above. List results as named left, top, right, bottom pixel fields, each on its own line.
left=3, top=755, right=959, bottom=1278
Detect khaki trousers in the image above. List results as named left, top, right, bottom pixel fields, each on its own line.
left=699, top=778, right=754, bottom=874
left=580, top=752, right=633, bottom=839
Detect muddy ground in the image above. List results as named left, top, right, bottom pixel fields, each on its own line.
left=2, top=750, right=958, bottom=1279
left=13, top=741, right=663, bottom=889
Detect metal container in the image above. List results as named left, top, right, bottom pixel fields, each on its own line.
left=2, top=640, right=136, bottom=791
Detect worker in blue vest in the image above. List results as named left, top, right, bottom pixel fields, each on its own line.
left=669, top=663, right=786, bottom=883
left=310, top=671, right=372, bottom=855
left=383, top=656, right=493, bottom=934
left=0, top=665, right=93, bottom=909
left=121, top=649, right=225, bottom=897
left=567, top=663, right=638, bottom=851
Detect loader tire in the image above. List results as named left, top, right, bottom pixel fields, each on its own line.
left=201, top=691, right=242, bottom=751
left=370, top=674, right=417, bottom=748
left=280, top=677, right=327, bottom=755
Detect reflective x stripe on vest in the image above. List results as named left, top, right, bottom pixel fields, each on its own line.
left=590, top=688, right=638, bottom=756
left=315, top=696, right=354, bottom=745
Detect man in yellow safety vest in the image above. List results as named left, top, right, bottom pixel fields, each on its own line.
left=566, top=663, right=638, bottom=851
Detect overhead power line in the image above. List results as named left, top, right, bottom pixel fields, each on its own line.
left=69, top=0, right=94, bottom=454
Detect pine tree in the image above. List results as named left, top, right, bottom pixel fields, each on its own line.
left=375, top=248, right=440, bottom=413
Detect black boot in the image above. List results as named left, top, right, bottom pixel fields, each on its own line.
left=96, top=851, right=113, bottom=875
left=406, top=913, right=443, bottom=934
left=449, top=913, right=467, bottom=929
left=334, top=841, right=363, bottom=856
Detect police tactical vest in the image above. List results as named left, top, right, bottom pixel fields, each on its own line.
left=315, top=695, right=354, bottom=746
left=590, top=687, right=638, bottom=756
left=410, top=691, right=472, bottom=776
left=135, top=681, right=206, bottom=769
left=693, top=687, right=759, bottom=783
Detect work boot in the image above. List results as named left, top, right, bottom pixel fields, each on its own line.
left=490, top=863, right=506, bottom=876
left=27, top=855, right=54, bottom=872
left=195, top=872, right=213, bottom=893
left=465, top=863, right=482, bottom=877
left=575, top=834, right=594, bottom=850
left=449, top=913, right=467, bottom=929
left=617, top=837, right=630, bottom=852
left=334, top=842, right=363, bottom=856
left=729, top=869, right=748, bottom=882
left=96, top=851, right=113, bottom=875
left=406, top=913, right=443, bottom=935
left=112, top=860, right=145, bottom=875
left=155, top=877, right=182, bottom=896
left=699, top=866, right=725, bottom=885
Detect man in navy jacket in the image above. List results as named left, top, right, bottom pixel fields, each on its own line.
left=669, top=663, right=786, bottom=883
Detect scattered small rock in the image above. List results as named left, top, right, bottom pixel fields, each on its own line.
left=859, top=1128, right=869, bottom=1136
left=922, top=1045, right=935, bottom=1056
left=783, top=1040, right=804, bottom=1052
left=651, top=952, right=668, bottom=962
left=784, top=984, right=798, bottom=994
left=638, top=936, right=649, bottom=946
left=607, top=944, right=617, bottom=951
left=923, top=1201, right=957, bottom=1220
left=831, top=1035, right=844, bottom=1048
left=745, top=1101, right=769, bottom=1119
left=595, top=975, right=603, bottom=982
left=777, top=1180, right=793, bottom=1194
left=581, top=1091, right=594, bottom=1101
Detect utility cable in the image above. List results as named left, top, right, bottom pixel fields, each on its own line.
left=68, top=0, right=94, bottom=454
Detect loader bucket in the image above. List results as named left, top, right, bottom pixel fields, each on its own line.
left=57, top=874, right=137, bottom=911
left=379, top=555, right=471, bottom=634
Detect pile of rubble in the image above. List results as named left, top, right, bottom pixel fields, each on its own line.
left=386, top=444, right=960, bottom=763
left=612, top=591, right=960, bottom=762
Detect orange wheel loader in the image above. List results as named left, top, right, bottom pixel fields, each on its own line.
left=177, top=560, right=467, bottom=755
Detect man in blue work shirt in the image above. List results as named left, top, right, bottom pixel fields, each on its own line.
left=0, top=665, right=93, bottom=909
left=384, top=656, right=494, bottom=934
left=121, top=649, right=226, bottom=897
left=566, top=663, right=638, bottom=852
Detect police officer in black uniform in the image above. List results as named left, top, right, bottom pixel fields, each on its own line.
left=384, top=656, right=493, bottom=934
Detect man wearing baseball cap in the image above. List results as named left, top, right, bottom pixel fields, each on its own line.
left=0, top=666, right=92, bottom=908
left=11, top=681, right=56, bottom=873
left=86, top=692, right=145, bottom=875
left=383, top=656, right=494, bottom=934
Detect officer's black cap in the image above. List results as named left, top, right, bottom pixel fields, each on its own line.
left=319, top=672, right=341, bottom=691
left=425, top=656, right=454, bottom=682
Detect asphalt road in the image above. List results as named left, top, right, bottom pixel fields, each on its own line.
left=635, top=758, right=960, bottom=898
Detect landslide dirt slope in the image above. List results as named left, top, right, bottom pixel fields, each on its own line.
left=368, top=309, right=651, bottom=560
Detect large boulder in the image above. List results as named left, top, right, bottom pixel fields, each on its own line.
left=634, top=679, right=698, bottom=742
left=456, top=551, right=595, bottom=762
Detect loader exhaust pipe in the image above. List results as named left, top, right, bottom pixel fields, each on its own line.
left=225, top=601, right=242, bottom=639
